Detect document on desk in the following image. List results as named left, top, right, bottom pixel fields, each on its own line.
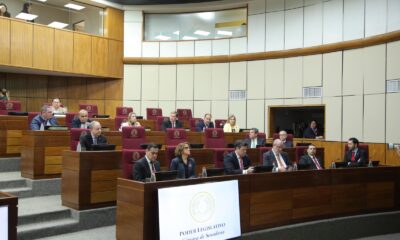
left=0, top=206, right=8, bottom=240
left=158, top=180, right=241, bottom=240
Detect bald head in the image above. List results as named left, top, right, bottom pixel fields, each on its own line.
left=272, top=139, right=283, bottom=154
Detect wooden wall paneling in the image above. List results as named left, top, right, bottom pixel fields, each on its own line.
left=86, top=78, right=105, bottom=100
left=367, top=143, right=387, bottom=163
left=104, top=100, right=122, bottom=117
left=26, top=75, right=48, bottom=98
left=104, top=8, right=124, bottom=41
left=92, top=37, right=109, bottom=76
left=10, top=20, right=33, bottom=67
left=47, top=76, right=68, bottom=99
left=386, top=149, right=400, bottom=166
left=104, top=79, right=123, bottom=100
left=33, top=25, right=54, bottom=70
left=0, top=73, right=6, bottom=87
left=73, top=33, right=92, bottom=74
left=6, top=73, right=27, bottom=97
left=26, top=98, right=48, bottom=112
left=0, top=18, right=10, bottom=65
left=67, top=99, right=86, bottom=113
left=108, top=40, right=123, bottom=78
left=54, top=30, right=73, bottom=73
left=11, top=97, right=27, bottom=112
left=67, top=78, right=87, bottom=99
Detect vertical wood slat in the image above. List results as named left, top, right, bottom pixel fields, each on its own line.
left=33, top=25, right=54, bottom=70
left=73, top=33, right=92, bottom=75
left=0, top=17, right=10, bottom=65
left=10, top=20, right=33, bottom=67
left=92, top=37, right=109, bottom=77
left=54, top=30, right=73, bottom=73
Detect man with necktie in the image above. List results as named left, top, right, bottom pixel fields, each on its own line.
left=162, top=111, right=183, bottom=131
left=72, top=109, right=92, bottom=129
left=30, top=105, right=58, bottom=130
left=344, top=137, right=368, bottom=166
left=303, top=120, right=322, bottom=139
left=263, top=139, right=292, bottom=172
left=299, top=144, right=324, bottom=170
left=79, top=121, right=108, bottom=151
left=243, top=128, right=266, bottom=148
left=279, top=130, right=293, bottom=148
left=223, top=140, right=254, bottom=175
left=133, top=143, right=161, bottom=181
left=195, top=113, right=215, bottom=132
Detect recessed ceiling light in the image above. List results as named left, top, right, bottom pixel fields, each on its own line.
left=194, top=30, right=210, bottom=36
left=217, top=30, right=233, bottom=36
left=197, top=12, right=214, bottom=20
left=48, top=21, right=68, bottom=29
left=15, top=13, right=38, bottom=21
left=155, top=34, right=171, bottom=41
left=64, top=3, right=85, bottom=11
left=37, top=0, right=47, bottom=2
left=173, top=30, right=180, bottom=35
left=182, top=36, right=197, bottom=40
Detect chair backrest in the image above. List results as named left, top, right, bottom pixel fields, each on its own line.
left=28, top=112, right=40, bottom=128
left=78, top=104, right=98, bottom=118
left=165, top=145, right=176, bottom=169
left=204, top=128, right=226, bottom=148
left=259, top=147, right=272, bottom=165
left=344, top=144, right=369, bottom=160
left=122, top=126, right=146, bottom=149
left=115, top=116, right=128, bottom=131
left=66, top=112, right=77, bottom=129
left=165, top=128, right=187, bottom=146
left=176, top=109, right=192, bottom=120
left=122, top=149, right=146, bottom=179
left=246, top=132, right=266, bottom=141
left=70, top=128, right=90, bottom=150
left=212, top=148, right=234, bottom=168
left=189, top=118, right=203, bottom=131
left=214, top=119, right=226, bottom=128
left=116, top=107, right=133, bottom=117
left=295, top=146, right=308, bottom=163
left=272, top=133, right=294, bottom=141
left=0, top=101, right=21, bottom=114
left=146, top=108, right=162, bottom=120
left=156, top=116, right=169, bottom=131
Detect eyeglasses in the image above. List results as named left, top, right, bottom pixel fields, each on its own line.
left=80, top=115, right=88, bottom=117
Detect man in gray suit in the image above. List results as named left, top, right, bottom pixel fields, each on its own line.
left=244, top=128, right=266, bottom=149
left=263, top=139, right=292, bottom=172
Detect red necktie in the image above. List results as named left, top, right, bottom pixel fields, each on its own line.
left=312, top=156, right=322, bottom=170
left=151, top=162, right=156, bottom=173
left=239, top=157, right=244, bottom=170
left=351, top=151, right=355, bottom=161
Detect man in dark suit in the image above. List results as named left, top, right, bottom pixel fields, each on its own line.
left=344, top=137, right=368, bottom=165
left=30, top=105, right=58, bottom=130
left=303, top=120, right=322, bottom=139
left=299, top=144, right=324, bottom=170
left=162, top=111, right=183, bottom=131
left=279, top=130, right=293, bottom=148
left=133, top=143, right=161, bottom=181
left=196, top=113, right=215, bottom=132
left=79, top=121, right=107, bottom=151
left=223, top=140, right=254, bottom=175
left=72, top=109, right=92, bottom=129
left=263, top=139, right=292, bottom=172
left=244, top=128, right=266, bottom=148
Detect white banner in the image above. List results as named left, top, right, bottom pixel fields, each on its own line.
left=0, top=206, right=8, bottom=240
left=158, top=180, right=241, bottom=240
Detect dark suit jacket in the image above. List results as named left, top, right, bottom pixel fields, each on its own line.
left=243, top=137, right=266, bottom=148
left=344, top=148, right=368, bottom=165
left=72, top=118, right=92, bottom=128
left=162, top=120, right=183, bottom=131
left=282, top=140, right=293, bottom=148
left=170, top=157, right=196, bottom=179
left=263, top=150, right=292, bottom=168
left=79, top=133, right=108, bottom=151
left=133, top=157, right=161, bottom=181
left=223, top=151, right=251, bottom=175
left=195, top=121, right=215, bottom=132
left=303, top=127, right=318, bottom=138
left=30, top=115, right=58, bottom=130
left=299, top=155, right=324, bottom=170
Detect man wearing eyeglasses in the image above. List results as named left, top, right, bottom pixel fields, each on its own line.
left=133, top=143, right=161, bottom=181
left=30, top=105, right=58, bottom=130
left=72, top=109, right=92, bottom=129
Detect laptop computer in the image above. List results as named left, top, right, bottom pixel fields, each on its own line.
left=189, top=143, right=204, bottom=149
left=205, top=168, right=225, bottom=177
left=253, top=165, right=274, bottom=173
left=155, top=171, right=178, bottom=181
left=90, top=144, right=116, bottom=151
left=92, top=114, right=110, bottom=118
left=8, top=111, right=28, bottom=116
left=297, top=164, right=311, bottom=170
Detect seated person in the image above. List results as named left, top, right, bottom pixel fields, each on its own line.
left=51, top=98, right=67, bottom=114
left=30, top=105, right=58, bottom=130
left=196, top=113, right=214, bottom=132
left=0, top=3, right=11, bottom=18
left=223, top=140, right=254, bottom=175
left=279, top=130, right=293, bottom=148
left=79, top=121, right=107, bottom=151
left=223, top=114, right=240, bottom=133
left=72, top=109, right=92, bottom=129
left=133, top=143, right=161, bottom=181
left=344, top=137, right=368, bottom=165
left=244, top=128, right=266, bottom=148
left=119, top=112, right=141, bottom=131
left=299, top=144, right=324, bottom=170
left=170, top=142, right=196, bottom=179
left=303, top=120, right=323, bottom=139
left=396, top=145, right=400, bottom=157
left=162, top=111, right=183, bottom=131
left=0, top=88, right=9, bottom=100
left=263, top=139, right=292, bottom=172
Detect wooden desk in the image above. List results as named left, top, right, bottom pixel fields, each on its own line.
left=61, top=150, right=123, bottom=210
left=20, top=131, right=123, bottom=179
left=116, top=166, right=400, bottom=240
left=138, top=119, right=155, bottom=130
left=0, top=115, right=29, bottom=157
left=0, top=192, right=18, bottom=240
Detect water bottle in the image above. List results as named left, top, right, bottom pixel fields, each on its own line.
left=292, top=163, right=298, bottom=171
left=150, top=172, right=156, bottom=182
left=272, top=162, right=278, bottom=172
left=201, top=167, right=207, bottom=178
left=40, top=123, right=44, bottom=131
left=368, top=161, right=373, bottom=167
left=331, top=161, right=336, bottom=169
left=76, top=142, right=82, bottom=152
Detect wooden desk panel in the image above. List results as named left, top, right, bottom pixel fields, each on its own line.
left=0, top=192, right=18, bottom=240
left=116, top=166, right=400, bottom=240
left=0, top=116, right=29, bottom=157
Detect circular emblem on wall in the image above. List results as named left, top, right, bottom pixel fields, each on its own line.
left=190, top=192, right=215, bottom=223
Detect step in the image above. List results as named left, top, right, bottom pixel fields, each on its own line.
left=18, top=209, right=72, bottom=225
left=18, top=195, right=68, bottom=217
left=0, top=178, right=27, bottom=189
left=36, top=225, right=116, bottom=240
left=17, top=218, right=80, bottom=240
left=2, top=187, right=33, bottom=198
left=0, top=157, right=21, bottom=172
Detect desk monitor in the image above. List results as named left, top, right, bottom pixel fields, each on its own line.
left=253, top=165, right=273, bottom=173
left=90, top=144, right=116, bottom=151
left=205, top=168, right=225, bottom=177
left=189, top=143, right=203, bottom=149
left=297, top=164, right=311, bottom=170
left=92, top=114, right=110, bottom=118
left=140, top=143, right=162, bottom=149
left=136, top=116, right=144, bottom=119
left=296, top=142, right=312, bottom=147
left=44, top=126, right=68, bottom=131
left=8, top=111, right=28, bottom=116
left=334, top=161, right=348, bottom=168
left=239, top=129, right=251, bottom=133
left=371, top=160, right=380, bottom=167
left=155, top=171, right=178, bottom=182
